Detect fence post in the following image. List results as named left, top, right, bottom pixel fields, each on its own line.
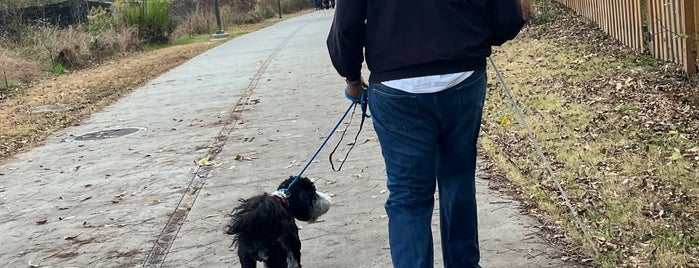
left=684, top=0, right=697, bottom=74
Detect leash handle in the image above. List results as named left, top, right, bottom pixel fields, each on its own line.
left=282, top=102, right=355, bottom=194
left=329, top=87, right=370, bottom=171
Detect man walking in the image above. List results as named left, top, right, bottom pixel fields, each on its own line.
left=327, top=1, right=526, bottom=267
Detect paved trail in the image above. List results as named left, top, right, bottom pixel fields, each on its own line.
left=0, top=11, right=567, bottom=267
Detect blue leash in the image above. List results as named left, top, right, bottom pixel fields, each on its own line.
left=280, top=88, right=369, bottom=194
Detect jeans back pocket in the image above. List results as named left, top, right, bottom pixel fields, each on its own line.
left=368, top=84, right=422, bottom=131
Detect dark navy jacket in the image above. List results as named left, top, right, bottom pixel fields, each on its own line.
left=327, top=0, right=526, bottom=83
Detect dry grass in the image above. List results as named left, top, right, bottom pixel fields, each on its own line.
left=171, top=8, right=214, bottom=40
left=0, top=48, right=44, bottom=84
left=483, top=2, right=699, bottom=267
left=1, top=24, right=141, bottom=72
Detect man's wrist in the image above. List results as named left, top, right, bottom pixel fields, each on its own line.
left=345, top=77, right=362, bottom=85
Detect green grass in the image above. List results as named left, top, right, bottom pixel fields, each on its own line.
left=145, top=34, right=213, bottom=51
left=616, top=104, right=638, bottom=113
left=2, top=81, right=18, bottom=89
left=2, top=71, right=18, bottom=89
left=49, top=64, right=68, bottom=74
left=624, top=54, right=656, bottom=65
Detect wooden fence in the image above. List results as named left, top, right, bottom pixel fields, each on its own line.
left=557, top=0, right=698, bottom=74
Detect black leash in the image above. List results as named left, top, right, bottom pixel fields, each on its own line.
left=282, top=86, right=369, bottom=193
left=329, top=86, right=370, bottom=171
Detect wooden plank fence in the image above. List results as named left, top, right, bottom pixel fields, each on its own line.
left=557, top=0, right=699, bottom=74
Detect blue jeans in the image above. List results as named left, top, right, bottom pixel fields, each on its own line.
left=368, top=69, right=486, bottom=268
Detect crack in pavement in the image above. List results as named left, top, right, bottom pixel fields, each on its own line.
left=141, top=22, right=311, bottom=268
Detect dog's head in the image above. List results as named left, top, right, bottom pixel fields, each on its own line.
left=277, top=176, right=331, bottom=222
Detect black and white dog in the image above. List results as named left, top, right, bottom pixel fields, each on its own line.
left=225, top=176, right=332, bottom=268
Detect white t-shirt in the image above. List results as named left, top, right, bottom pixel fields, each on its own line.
left=381, top=71, right=474, bottom=94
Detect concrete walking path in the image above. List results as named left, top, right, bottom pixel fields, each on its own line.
left=0, top=11, right=568, bottom=267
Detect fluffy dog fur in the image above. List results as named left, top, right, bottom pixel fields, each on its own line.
left=225, top=176, right=331, bottom=268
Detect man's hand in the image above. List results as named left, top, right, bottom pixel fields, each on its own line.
left=345, top=83, right=363, bottom=101
left=344, top=78, right=365, bottom=103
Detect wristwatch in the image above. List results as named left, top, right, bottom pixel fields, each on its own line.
left=345, top=78, right=362, bottom=85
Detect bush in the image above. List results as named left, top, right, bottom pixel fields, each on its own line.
left=115, top=0, right=174, bottom=44
left=85, top=6, right=118, bottom=33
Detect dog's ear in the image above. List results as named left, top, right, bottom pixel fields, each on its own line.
left=283, top=176, right=317, bottom=221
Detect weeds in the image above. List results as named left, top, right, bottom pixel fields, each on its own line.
left=84, top=6, right=119, bottom=34
left=49, top=63, right=67, bottom=74
left=2, top=70, right=9, bottom=89
left=528, top=0, right=557, bottom=24
left=171, top=8, right=213, bottom=40
left=115, top=0, right=173, bottom=44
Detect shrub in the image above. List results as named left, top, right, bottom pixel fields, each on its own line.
left=85, top=6, right=118, bottom=33
left=115, top=0, right=174, bottom=44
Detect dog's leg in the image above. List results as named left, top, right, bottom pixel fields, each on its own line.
left=264, top=247, right=289, bottom=268
left=291, top=232, right=302, bottom=267
left=239, top=253, right=257, bottom=268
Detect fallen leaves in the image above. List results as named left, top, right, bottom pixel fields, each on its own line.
left=234, top=154, right=256, bottom=161
left=195, top=156, right=211, bottom=166
left=112, top=192, right=126, bottom=203
left=482, top=1, right=699, bottom=266
left=500, top=114, right=513, bottom=126
left=284, top=160, right=297, bottom=169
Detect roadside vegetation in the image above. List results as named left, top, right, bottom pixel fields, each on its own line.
left=0, top=0, right=310, bottom=78
left=485, top=1, right=699, bottom=267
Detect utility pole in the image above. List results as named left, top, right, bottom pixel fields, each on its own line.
left=277, top=0, right=282, bottom=18
left=212, top=0, right=229, bottom=39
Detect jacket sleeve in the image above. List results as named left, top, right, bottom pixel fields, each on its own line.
left=487, top=0, right=527, bottom=46
left=326, top=0, right=367, bottom=82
